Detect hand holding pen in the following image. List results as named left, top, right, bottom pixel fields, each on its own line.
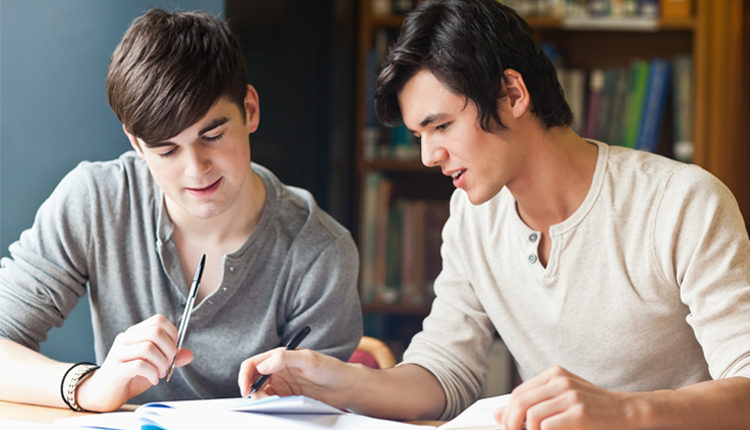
left=246, top=325, right=312, bottom=397
left=166, top=254, right=206, bottom=382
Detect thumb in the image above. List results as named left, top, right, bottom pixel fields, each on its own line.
left=175, top=348, right=194, bottom=368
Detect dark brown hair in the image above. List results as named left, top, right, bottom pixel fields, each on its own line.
left=375, top=0, right=572, bottom=131
left=106, top=9, right=247, bottom=144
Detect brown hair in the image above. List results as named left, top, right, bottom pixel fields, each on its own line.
left=106, top=9, right=247, bottom=144
left=376, top=0, right=572, bottom=131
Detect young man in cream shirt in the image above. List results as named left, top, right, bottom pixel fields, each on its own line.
left=240, top=1, right=750, bottom=428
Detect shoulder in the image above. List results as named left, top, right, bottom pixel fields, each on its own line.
left=49, top=151, right=155, bottom=210
left=62, top=151, right=153, bottom=192
left=253, top=163, right=354, bottom=252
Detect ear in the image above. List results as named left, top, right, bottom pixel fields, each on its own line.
left=243, top=84, right=260, bottom=134
left=122, top=124, right=144, bottom=158
left=501, top=68, right=530, bottom=119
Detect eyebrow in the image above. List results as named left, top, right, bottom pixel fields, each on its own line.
left=144, top=117, right=230, bottom=148
left=419, top=113, right=447, bottom=128
left=406, top=113, right=448, bottom=135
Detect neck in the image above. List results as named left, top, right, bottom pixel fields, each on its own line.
left=168, top=170, right=266, bottom=248
left=507, top=126, right=597, bottom=231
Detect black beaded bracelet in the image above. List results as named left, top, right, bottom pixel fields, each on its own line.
left=60, top=362, right=99, bottom=411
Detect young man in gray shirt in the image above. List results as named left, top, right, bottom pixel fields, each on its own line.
left=0, top=9, right=362, bottom=412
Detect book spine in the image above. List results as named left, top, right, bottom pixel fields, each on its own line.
left=636, top=58, right=671, bottom=153
left=620, top=59, right=650, bottom=148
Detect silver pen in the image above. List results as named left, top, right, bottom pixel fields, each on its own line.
left=166, top=254, right=206, bottom=382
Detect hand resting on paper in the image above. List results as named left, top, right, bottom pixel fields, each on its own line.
left=76, top=314, right=193, bottom=412
left=494, top=366, right=634, bottom=430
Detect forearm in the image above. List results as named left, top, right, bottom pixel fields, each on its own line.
left=629, top=377, right=750, bottom=429
left=0, top=338, right=70, bottom=407
left=345, top=363, right=446, bottom=420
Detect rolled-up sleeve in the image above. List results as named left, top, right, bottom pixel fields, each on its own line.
left=0, top=166, right=91, bottom=349
left=401, top=191, right=495, bottom=420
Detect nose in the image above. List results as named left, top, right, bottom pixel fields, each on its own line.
left=184, top=146, right=211, bottom=177
left=420, top=136, right=447, bottom=167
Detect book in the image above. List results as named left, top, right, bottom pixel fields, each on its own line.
left=373, top=176, right=393, bottom=303
left=672, top=54, right=693, bottom=162
left=584, top=69, right=605, bottom=139
left=636, top=58, right=671, bottom=153
left=359, top=172, right=383, bottom=303
left=57, top=395, right=432, bottom=429
left=619, top=59, right=650, bottom=148
left=385, top=200, right=405, bottom=303
left=606, top=68, right=630, bottom=146
left=563, top=68, right=586, bottom=134
left=400, top=200, right=427, bottom=306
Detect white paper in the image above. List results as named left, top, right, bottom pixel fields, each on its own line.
left=439, top=393, right=510, bottom=429
left=56, top=395, right=436, bottom=430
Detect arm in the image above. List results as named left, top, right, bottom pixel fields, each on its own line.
left=0, top=315, right=193, bottom=412
left=497, top=366, right=750, bottom=430
left=238, top=348, right=446, bottom=420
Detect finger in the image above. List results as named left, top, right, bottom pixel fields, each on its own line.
left=504, top=380, right=561, bottom=430
left=116, top=319, right=180, bottom=365
left=106, top=356, right=162, bottom=386
left=257, top=348, right=319, bottom=375
left=493, top=406, right=505, bottom=424
left=238, top=348, right=284, bottom=396
left=524, top=395, right=570, bottom=430
left=174, top=348, right=194, bottom=368
left=512, top=366, right=570, bottom=397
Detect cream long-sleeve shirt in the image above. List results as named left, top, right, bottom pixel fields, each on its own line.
left=402, top=140, right=750, bottom=419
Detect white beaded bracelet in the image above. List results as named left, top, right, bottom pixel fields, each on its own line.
left=61, top=362, right=99, bottom=411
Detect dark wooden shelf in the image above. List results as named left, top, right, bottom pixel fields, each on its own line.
left=371, top=14, right=406, bottom=28
left=363, top=159, right=440, bottom=173
left=362, top=303, right=432, bottom=316
left=524, top=15, right=695, bottom=31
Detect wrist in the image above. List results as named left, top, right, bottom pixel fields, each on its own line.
left=341, top=362, right=378, bottom=412
left=60, top=362, right=99, bottom=412
left=620, top=390, right=676, bottom=430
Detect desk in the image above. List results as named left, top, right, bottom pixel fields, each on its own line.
left=0, top=400, right=92, bottom=423
left=0, top=400, right=137, bottom=424
left=0, top=400, right=443, bottom=427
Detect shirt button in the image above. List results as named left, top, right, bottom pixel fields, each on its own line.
left=229, top=267, right=234, bottom=272
left=529, top=233, right=538, bottom=242
left=528, top=254, right=537, bottom=264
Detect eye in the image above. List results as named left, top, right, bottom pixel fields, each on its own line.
left=158, top=146, right=177, bottom=158
left=435, top=122, right=451, bottom=131
left=204, top=131, right=224, bottom=142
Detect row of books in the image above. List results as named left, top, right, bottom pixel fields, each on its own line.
left=359, top=172, right=450, bottom=306
left=362, top=26, right=421, bottom=162
left=556, top=54, right=693, bottom=161
left=502, top=0, right=691, bottom=21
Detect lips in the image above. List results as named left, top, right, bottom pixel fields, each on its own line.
left=187, top=177, right=222, bottom=194
left=444, top=169, right=466, bottom=188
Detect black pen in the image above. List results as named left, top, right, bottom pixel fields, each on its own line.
left=166, top=254, right=206, bottom=382
left=247, top=325, right=312, bottom=397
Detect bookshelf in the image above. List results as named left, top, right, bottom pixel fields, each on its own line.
left=354, top=0, right=750, bottom=357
